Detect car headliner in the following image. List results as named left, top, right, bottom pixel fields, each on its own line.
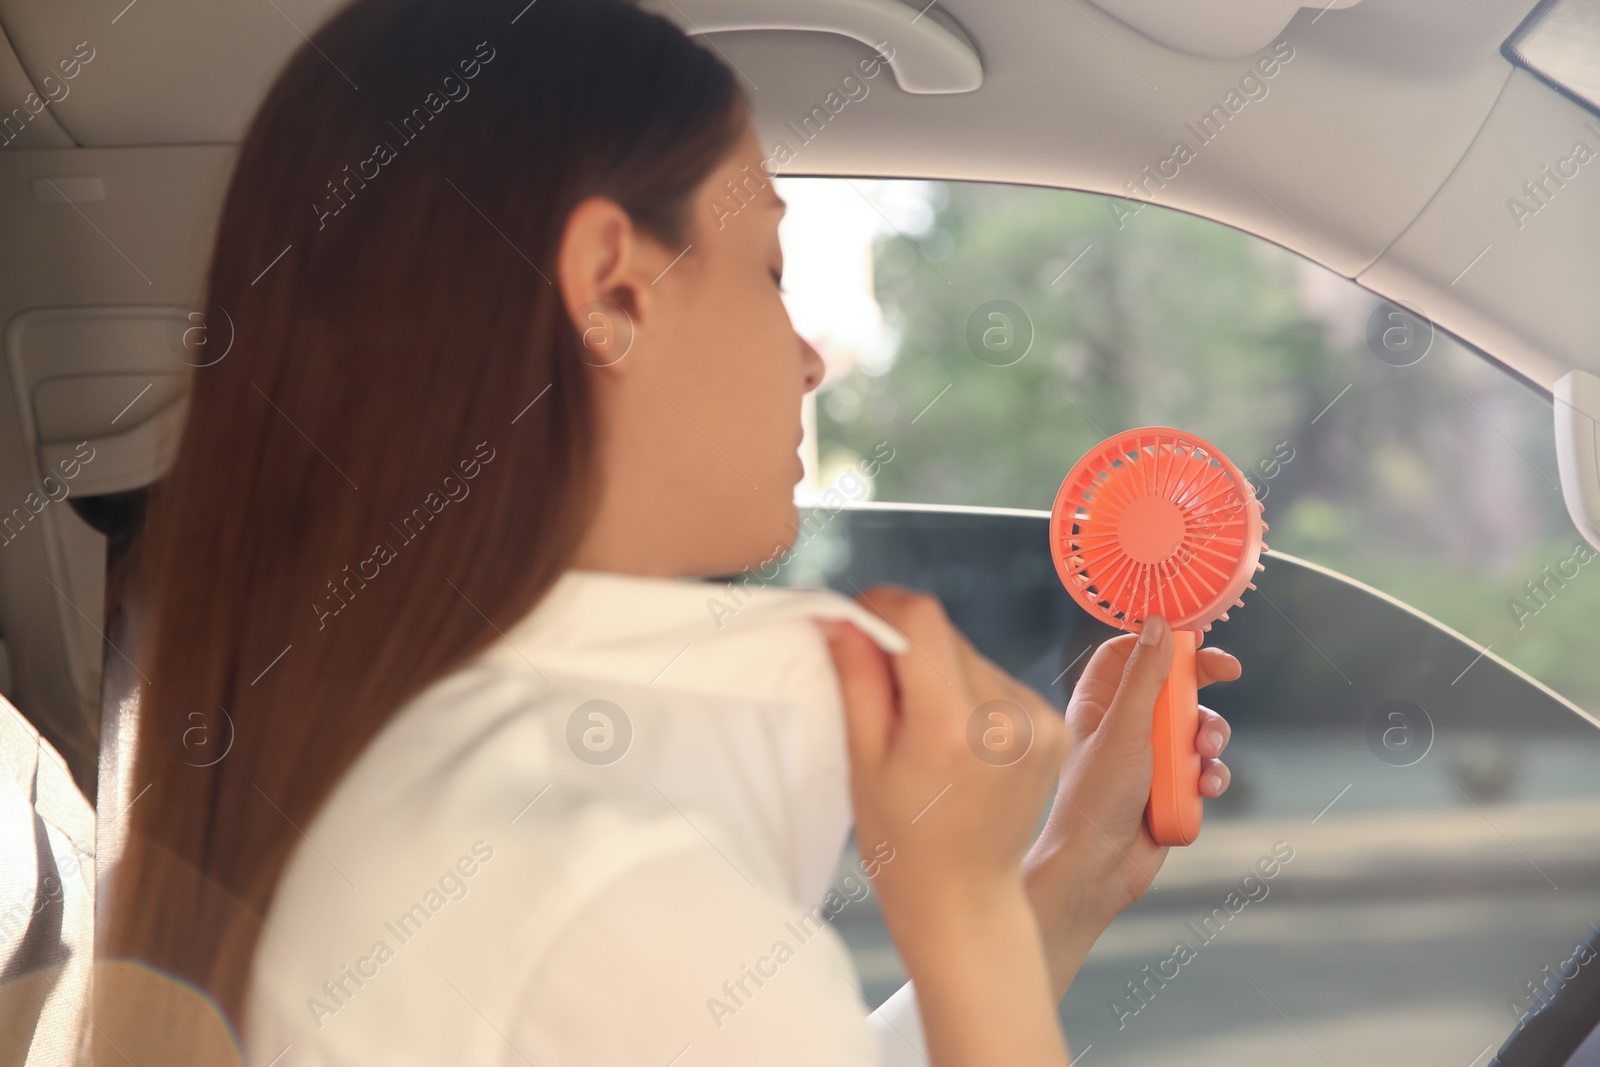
left=0, top=0, right=1593, bottom=391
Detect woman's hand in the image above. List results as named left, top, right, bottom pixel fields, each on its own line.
left=820, top=585, right=1072, bottom=1066
left=1023, top=615, right=1241, bottom=1000
left=823, top=587, right=1067, bottom=927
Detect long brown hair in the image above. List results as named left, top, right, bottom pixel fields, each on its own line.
left=101, top=0, right=744, bottom=1033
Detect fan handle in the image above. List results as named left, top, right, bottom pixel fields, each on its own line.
left=1149, top=627, right=1203, bottom=846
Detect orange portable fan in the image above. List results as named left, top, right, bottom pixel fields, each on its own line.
left=1050, top=427, right=1266, bottom=846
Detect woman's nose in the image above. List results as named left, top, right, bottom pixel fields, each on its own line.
left=800, top=336, right=825, bottom=394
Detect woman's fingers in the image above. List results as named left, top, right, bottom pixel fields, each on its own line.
left=1196, top=646, right=1242, bottom=688
left=942, top=622, right=1068, bottom=764
left=1097, top=617, right=1174, bottom=750
left=1066, top=635, right=1239, bottom=739
left=819, top=619, right=895, bottom=769
left=1197, top=705, right=1231, bottom=759
left=1197, top=707, right=1232, bottom=796
left=850, top=586, right=966, bottom=723
left=1063, top=633, right=1138, bottom=738
left=852, top=585, right=1070, bottom=773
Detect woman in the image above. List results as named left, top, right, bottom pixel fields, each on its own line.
left=99, top=0, right=1239, bottom=1063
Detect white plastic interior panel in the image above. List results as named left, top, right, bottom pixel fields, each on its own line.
left=0, top=144, right=230, bottom=788
left=2, top=308, right=193, bottom=787
left=639, top=0, right=984, bottom=93
left=714, top=0, right=1526, bottom=281
left=1555, top=370, right=1600, bottom=550
left=7, top=309, right=190, bottom=498
left=31, top=176, right=105, bottom=204
left=0, top=21, right=73, bottom=150
left=1087, top=0, right=1364, bottom=59
left=1358, top=70, right=1600, bottom=390
left=0, top=310, right=182, bottom=767
left=0, top=0, right=1533, bottom=275
left=0, top=0, right=1572, bottom=393
left=0, top=0, right=325, bottom=146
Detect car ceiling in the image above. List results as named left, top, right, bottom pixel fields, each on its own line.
left=1, top=0, right=1595, bottom=389
left=0, top=0, right=1596, bottom=791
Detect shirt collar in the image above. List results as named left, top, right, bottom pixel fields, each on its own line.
left=472, top=568, right=907, bottom=688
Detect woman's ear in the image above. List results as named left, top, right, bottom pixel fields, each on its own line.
left=556, top=197, right=652, bottom=370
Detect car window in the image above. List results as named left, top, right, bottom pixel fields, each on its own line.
left=778, top=177, right=1600, bottom=716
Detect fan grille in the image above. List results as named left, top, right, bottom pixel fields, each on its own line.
left=1050, top=428, right=1264, bottom=632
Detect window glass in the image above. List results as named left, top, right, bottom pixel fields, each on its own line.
left=779, top=177, right=1600, bottom=714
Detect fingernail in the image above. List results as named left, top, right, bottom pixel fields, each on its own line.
left=1206, top=773, right=1223, bottom=793
left=817, top=619, right=845, bottom=641
left=1206, top=729, right=1224, bottom=753
left=1140, top=615, right=1167, bottom=646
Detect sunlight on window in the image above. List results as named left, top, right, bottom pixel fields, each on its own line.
left=780, top=178, right=935, bottom=504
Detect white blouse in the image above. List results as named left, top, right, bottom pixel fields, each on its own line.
left=244, top=569, right=932, bottom=1066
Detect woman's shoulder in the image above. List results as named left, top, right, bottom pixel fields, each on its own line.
left=244, top=664, right=722, bottom=1062
left=243, top=574, right=893, bottom=1064
left=260, top=661, right=729, bottom=914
